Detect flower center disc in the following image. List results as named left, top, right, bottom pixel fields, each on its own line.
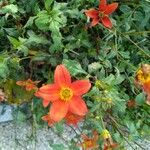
left=99, top=12, right=105, bottom=18
left=60, top=88, right=73, bottom=101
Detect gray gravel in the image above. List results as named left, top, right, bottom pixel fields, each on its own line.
left=0, top=122, right=150, bottom=150
left=0, top=121, right=78, bottom=150
left=0, top=105, right=150, bottom=150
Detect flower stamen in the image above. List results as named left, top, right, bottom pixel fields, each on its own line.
left=59, top=87, right=73, bottom=101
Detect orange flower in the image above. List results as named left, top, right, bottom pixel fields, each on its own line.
left=65, top=112, right=83, bottom=127
left=135, top=64, right=150, bottom=105
left=35, top=64, right=91, bottom=122
left=104, top=142, right=118, bottom=150
left=78, top=131, right=99, bottom=150
left=42, top=114, right=56, bottom=126
left=85, top=0, right=118, bottom=28
left=0, top=89, right=6, bottom=102
left=101, top=129, right=118, bottom=150
left=143, top=81, right=150, bottom=105
left=127, top=100, right=136, bottom=108
left=42, top=112, right=83, bottom=127
left=16, top=79, right=39, bottom=91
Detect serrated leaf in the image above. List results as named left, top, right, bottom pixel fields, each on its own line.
left=7, top=36, right=21, bottom=49
left=0, top=63, right=9, bottom=80
left=27, top=31, right=49, bottom=45
left=0, top=4, right=18, bottom=14
left=88, top=62, right=101, bottom=73
left=45, top=0, right=54, bottom=11
left=63, top=59, right=87, bottom=76
left=24, top=16, right=37, bottom=28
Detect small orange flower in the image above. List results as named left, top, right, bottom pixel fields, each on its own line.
left=135, top=64, right=150, bottom=105
left=101, top=129, right=118, bottom=150
left=85, top=0, right=118, bottom=28
left=0, top=89, right=6, bottom=102
left=104, top=142, right=118, bottom=150
left=35, top=64, right=91, bottom=122
left=127, top=100, right=136, bottom=108
left=65, top=112, right=83, bottom=127
left=78, top=131, right=99, bottom=150
left=42, top=112, right=83, bottom=127
left=42, top=114, right=56, bottom=126
left=16, top=79, right=39, bottom=91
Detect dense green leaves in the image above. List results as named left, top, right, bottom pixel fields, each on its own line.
left=0, top=0, right=150, bottom=149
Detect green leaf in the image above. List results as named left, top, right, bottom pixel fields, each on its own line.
left=27, top=31, right=49, bottom=45
left=63, top=59, right=87, bottom=76
left=18, top=45, right=28, bottom=56
left=7, top=36, right=21, bottom=49
left=45, top=0, right=54, bottom=11
left=0, top=4, right=18, bottom=14
left=35, top=11, right=50, bottom=31
left=54, top=121, right=64, bottom=135
left=24, top=16, right=37, bottom=28
left=0, top=63, right=9, bottom=80
left=135, top=93, right=145, bottom=105
left=88, top=62, right=102, bottom=74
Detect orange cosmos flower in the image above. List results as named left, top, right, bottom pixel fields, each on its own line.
left=35, top=64, right=91, bottom=122
left=65, top=112, right=83, bottom=127
left=78, top=130, right=99, bottom=150
left=85, top=0, right=118, bottom=28
left=16, top=79, right=39, bottom=91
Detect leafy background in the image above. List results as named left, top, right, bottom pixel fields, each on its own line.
left=0, top=0, right=150, bottom=149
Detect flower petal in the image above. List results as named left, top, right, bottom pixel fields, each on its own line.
left=91, top=18, right=99, bottom=26
left=54, top=65, right=71, bottom=86
left=143, top=80, right=150, bottom=94
left=101, top=16, right=112, bottom=28
left=39, top=84, right=59, bottom=93
left=69, top=96, right=88, bottom=116
left=99, top=0, right=107, bottom=11
left=146, top=95, right=150, bottom=105
left=50, top=100, right=69, bottom=122
left=99, top=0, right=107, bottom=6
left=71, top=80, right=91, bottom=96
left=35, top=90, right=59, bottom=103
left=104, top=3, right=118, bottom=15
left=43, top=100, right=50, bottom=107
left=85, top=9, right=99, bottom=18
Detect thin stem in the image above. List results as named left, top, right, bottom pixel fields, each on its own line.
left=110, top=116, right=146, bottom=150
left=67, top=125, right=83, bottom=146
left=100, top=115, right=105, bottom=129
left=110, top=116, right=136, bottom=150
left=123, top=30, right=150, bottom=35
left=117, top=30, right=150, bottom=58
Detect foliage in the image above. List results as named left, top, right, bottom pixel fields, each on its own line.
left=0, top=0, right=150, bottom=149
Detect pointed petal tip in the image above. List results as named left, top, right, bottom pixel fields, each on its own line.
left=54, top=64, right=71, bottom=86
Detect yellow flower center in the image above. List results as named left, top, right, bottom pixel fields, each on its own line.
left=59, top=87, right=73, bottom=101
left=99, top=12, right=105, bottom=18
left=136, top=69, right=150, bottom=84
left=101, top=129, right=111, bottom=139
